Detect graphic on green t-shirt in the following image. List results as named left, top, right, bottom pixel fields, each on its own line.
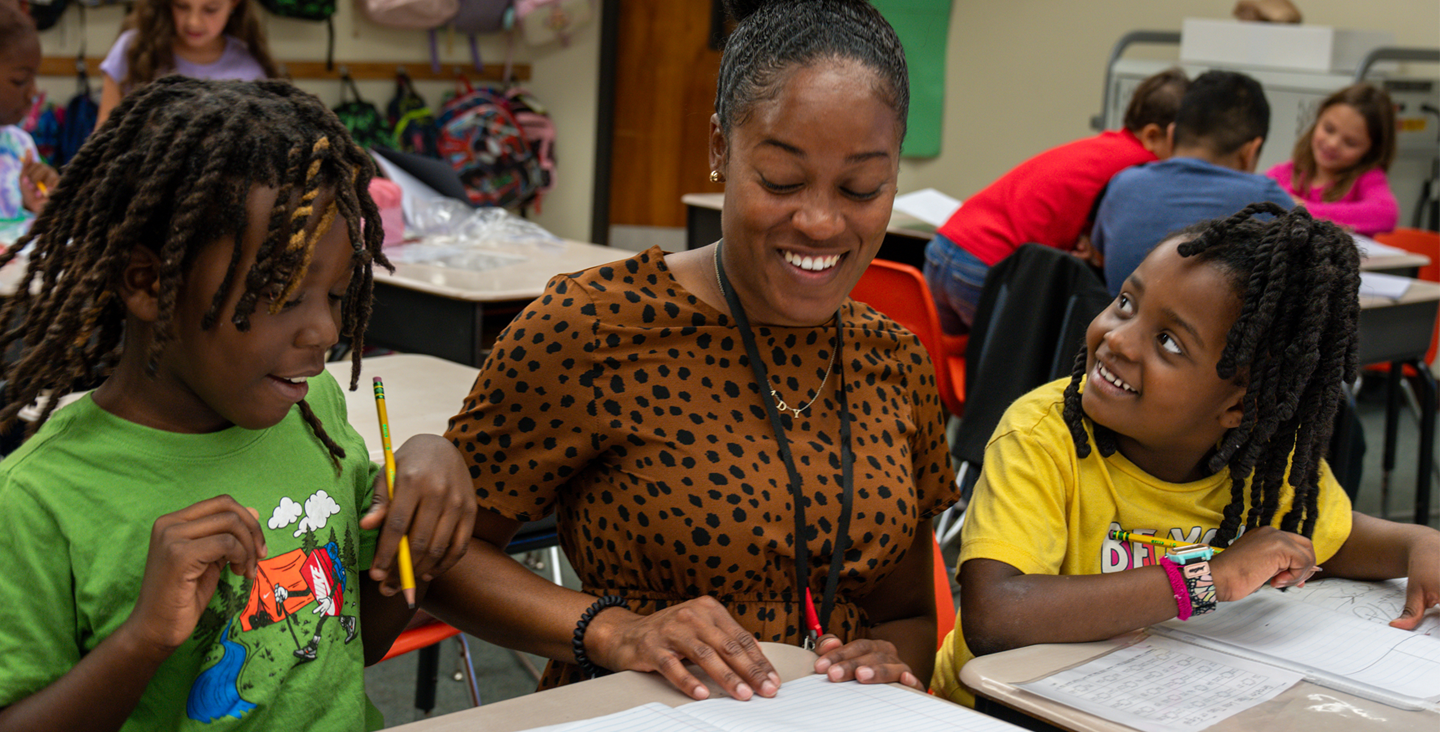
left=185, top=489, right=360, bottom=724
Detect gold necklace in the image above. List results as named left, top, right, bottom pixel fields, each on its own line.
left=713, top=243, right=837, bottom=417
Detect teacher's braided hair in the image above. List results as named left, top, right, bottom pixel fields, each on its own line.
left=716, top=0, right=908, bottom=139
left=0, top=77, right=390, bottom=461
left=1062, top=203, right=1360, bottom=545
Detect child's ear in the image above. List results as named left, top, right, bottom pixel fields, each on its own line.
left=118, top=245, right=163, bottom=323
left=1219, top=388, right=1246, bottom=430
left=1237, top=137, right=1265, bottom=173
left=1138, top=123, right=1173, bottom=159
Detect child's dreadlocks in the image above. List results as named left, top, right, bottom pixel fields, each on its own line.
left=1063, top=202, right=1360, bottom=546
left=0, top=76, right=391, bottom=461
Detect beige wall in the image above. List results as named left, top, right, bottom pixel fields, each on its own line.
left=900, top=0, right=1440, bottom=199
left=34, top=0, right=1440, bottom=239
left=35, top=0, right=602, bottom=242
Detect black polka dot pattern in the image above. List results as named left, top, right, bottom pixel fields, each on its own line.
left=445, top=247, right=957, bottom=688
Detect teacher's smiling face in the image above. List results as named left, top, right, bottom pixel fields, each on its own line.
left=711, top=59, right=901, bottom=328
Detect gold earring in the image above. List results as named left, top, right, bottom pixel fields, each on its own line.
left=709, top=170, right=724, bottom=183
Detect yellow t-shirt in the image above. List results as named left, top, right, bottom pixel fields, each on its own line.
left=931, top=378, right=1354, bottom=706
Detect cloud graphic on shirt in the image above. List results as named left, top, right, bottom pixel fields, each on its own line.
left=269, top=497, right=303, bottom=530
left=294, top=490, right=342, bottom=538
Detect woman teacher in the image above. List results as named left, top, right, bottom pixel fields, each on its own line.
left=426, top=0, right=957, bottom=701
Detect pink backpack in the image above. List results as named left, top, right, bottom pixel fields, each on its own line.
left=503, top=87, right=556, bottom=212
left=359, top=0, right=458, bottom=29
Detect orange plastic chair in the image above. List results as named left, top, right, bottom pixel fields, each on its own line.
left=1374, top=228, right=1440, bottom=368
left=379, top=614, right=480, bottom=712
left=931, top=534, right=956, bottom=649
left=849, top=259, right=967, bottom=417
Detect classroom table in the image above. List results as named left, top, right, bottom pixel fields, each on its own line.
left=681, top=192, right=935, bottom=269
left=960, top=630, right=1440, bottom=732
left=366, top=239, right=628, bottom=367
left=387, top=642, right=966, bottom=731
left=323, top=353, right=480, bottom=463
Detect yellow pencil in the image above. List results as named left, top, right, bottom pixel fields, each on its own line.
left=373, top=377, right=417, bottom=608
left=1109, top=528, right=1224, bottom=553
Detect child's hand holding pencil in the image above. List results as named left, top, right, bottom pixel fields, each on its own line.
left=360, top=379, right=477, bottom=606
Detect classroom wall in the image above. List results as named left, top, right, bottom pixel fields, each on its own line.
left=33, top=0, right=1440, bottom=241
left=33, top=0, right=603, bottom=243
left=899, top=0, right=1440, bottom=199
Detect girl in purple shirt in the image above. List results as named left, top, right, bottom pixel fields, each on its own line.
left=97, top=0, right=278, bottom=127
left=1266, top=83, right=1399, bottom=236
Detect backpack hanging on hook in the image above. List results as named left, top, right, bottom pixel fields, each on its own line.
left=332, top=72, right=393, bottom=152
left=258, top=0, right=338, bottom=69
left=439, top=0, right=514, bottom=77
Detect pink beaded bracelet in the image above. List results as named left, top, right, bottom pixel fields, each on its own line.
left=1159, top=557, right=1193, bottom=621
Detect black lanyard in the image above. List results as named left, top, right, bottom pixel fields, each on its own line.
left=714, top=242, right=855, bottom=645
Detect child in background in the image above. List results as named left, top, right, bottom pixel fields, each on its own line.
left=96, top=0, right=278, bottom=126
left=0, top=0, right=58, bottom=242
left=923, top=67, right=1188, bottom=335
left=1266, top=83, right=1399, bottom=236
left=0, top=78, right=476, bottom=730
left=933, top=203, right=1440, bottom=708
left=1093, top=70, right=1293, bottom=297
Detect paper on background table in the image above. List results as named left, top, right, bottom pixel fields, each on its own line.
left=892, top=188, right=963, bottom=228
left=1152, top=585, right=1440, bottom=709
left=1018, top=635, right=1302, bottom=732
left=1359, top=271, right=1414, bottom=300
left=1354, top=233, right=1410, bottom=259
left=519, top=675, right=1021, bottom=732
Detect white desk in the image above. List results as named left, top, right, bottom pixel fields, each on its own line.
left=367, top=239, right=627, bottom=366
left=324, top=354, right=479, bottom=463
left=960, top=630, right=1439, bottom=732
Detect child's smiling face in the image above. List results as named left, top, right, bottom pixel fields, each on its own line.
left=1082, top=237, right=1247, bottom=482
left=125, top=185, right=355, bottom=433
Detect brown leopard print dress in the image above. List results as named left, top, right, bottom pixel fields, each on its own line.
left=445, top=247, right=957, bottom=688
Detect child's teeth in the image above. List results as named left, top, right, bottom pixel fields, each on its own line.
left=284, top=376, right=307, bottom=384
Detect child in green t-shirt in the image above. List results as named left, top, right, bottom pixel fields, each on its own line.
left=0, top=77, right=476, bottom=730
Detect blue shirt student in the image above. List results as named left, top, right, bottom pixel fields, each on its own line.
left=1093, top=157, right=1293, bottom=297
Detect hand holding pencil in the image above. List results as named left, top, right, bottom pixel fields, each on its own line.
left=373, top=377, right=417, bottom=608
left=359, top=379, right=477, bottom=606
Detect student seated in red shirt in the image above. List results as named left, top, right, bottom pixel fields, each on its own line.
left=923, top=68, right=1188, bottom=335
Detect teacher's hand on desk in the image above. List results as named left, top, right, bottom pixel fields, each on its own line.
left=583, top=594, right=782, bottom=701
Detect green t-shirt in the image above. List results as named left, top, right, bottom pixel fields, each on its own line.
left=0, top=370, right=384, bottom=730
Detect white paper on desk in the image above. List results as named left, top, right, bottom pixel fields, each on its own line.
left=370, top=151, right=448, bottom=229
left=1354, top=233, right=1410, bottom=259
left=1153, top=587, right=1440, bottom=708
left=1359, top=271, right=1413, bottom=300
left=1018, top=635, right=1302, bottom=732
left=518, top=702, right=728, bottom=732
left=519, top=675, right=1020, bottom=732
left=1281, top=578, right=1440, bottom=637
left=893, top=188, right=962, bottom=228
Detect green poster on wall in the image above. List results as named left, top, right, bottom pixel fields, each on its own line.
left=872, top=0, right=951, bottom=158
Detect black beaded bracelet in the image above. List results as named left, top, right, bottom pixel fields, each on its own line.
left=572, top=594, right=627, bottom=679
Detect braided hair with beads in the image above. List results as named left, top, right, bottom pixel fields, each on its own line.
left=0, top=76, right=390, bottom=462
left=716, top=0, right=908, bottom=139
left=1062, top=202, right=1361, bottom=546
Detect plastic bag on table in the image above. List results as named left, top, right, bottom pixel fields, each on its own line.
left=396, top=201, right=564, bottom=272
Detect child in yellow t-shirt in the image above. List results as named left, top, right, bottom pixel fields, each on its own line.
left=933, top=203, right=1440, bottom=707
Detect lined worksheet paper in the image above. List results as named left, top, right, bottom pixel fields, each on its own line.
left=1018, top=636, right=1302, bottom=732
left=520, top=675, right=1019, bottom=732
left=1153, top=585, right=1440, bottom=707
left=1283, top=578, right=1440, bottom=637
